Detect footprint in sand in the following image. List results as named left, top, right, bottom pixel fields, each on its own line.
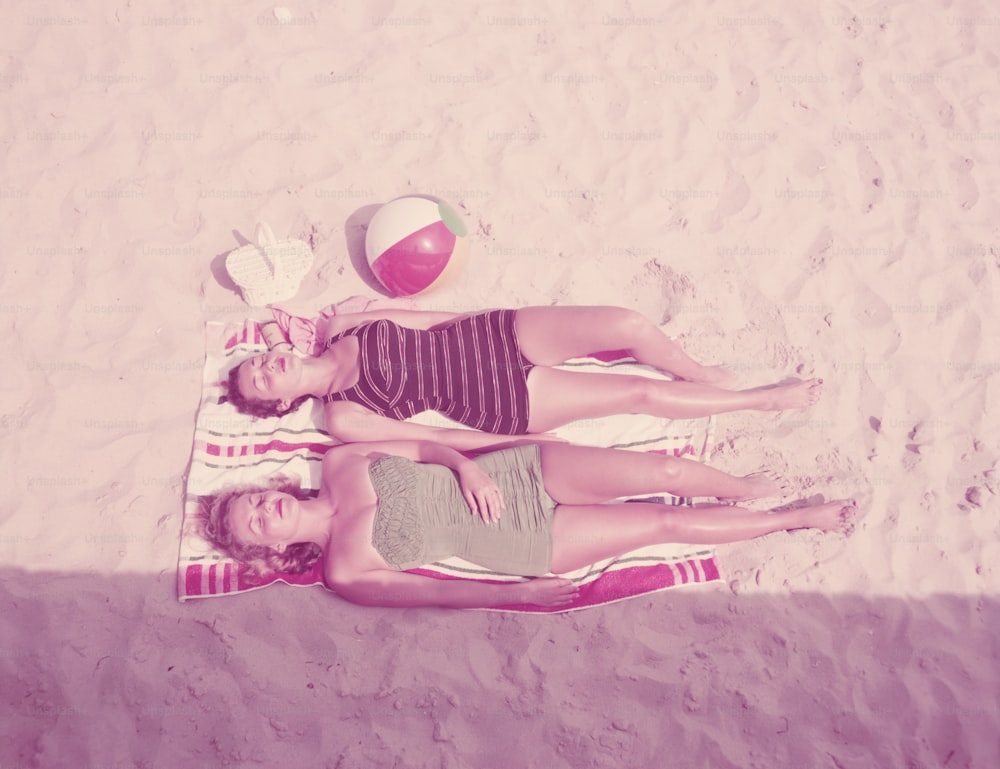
left=781, top=226, right=832, bottom=300
left=967, top=257, right=988, bottom=286
left=803, top=226, right=834, bottom=274
left=897, top=197, right=921, bottom=237
left=728, top=65, right=760, bottom=120
left=834, top=55, right=864, bottom=100
left=706, top=168, right=751, bottom=232
left=855, top=146, right=885, bottom=213
left=907, top=78, right=956, bottom=129
left=851, top=283, right=894, bottom=331
left=715, top=169, right=751, bottom=215
left=794, top=148, right=827, bottom=177
left=949, top=155, right=979, bottom=210
left=947, top=312, right=981, bottom=375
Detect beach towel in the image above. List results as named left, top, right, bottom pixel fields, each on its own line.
left=179, top=302, right=721, bottom=612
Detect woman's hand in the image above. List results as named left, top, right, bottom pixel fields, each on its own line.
left=519, top=577, right=579, bottom=607
left=457, top=462, right=505, bottom=523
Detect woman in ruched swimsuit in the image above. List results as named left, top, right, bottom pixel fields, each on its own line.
left=227, top=306, right=823, bottom=451
left=201, top=439, right=857, bottom=609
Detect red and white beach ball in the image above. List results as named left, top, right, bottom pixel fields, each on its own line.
left=365, top=194, right=469, bottom=296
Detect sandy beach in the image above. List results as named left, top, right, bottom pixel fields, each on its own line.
left=1, top=1, right=998, bottom=766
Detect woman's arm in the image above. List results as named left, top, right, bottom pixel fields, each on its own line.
left=324, top=436, right=472, bottom=470
left=332, top=569, right=578, bottom=609
left=325, top=401, right=549, bottom=451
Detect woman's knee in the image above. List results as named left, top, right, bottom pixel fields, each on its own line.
left=660, top=456, right=685, bottom=486
left=654, top=506, right=688, bottom=541
left=610, top=307, right=649, bottom=340
left=623, top=376, right=658, bottom=411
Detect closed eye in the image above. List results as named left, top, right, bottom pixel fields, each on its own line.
left=249, top=495, right=262, bottom=534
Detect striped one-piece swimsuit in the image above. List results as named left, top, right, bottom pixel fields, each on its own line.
left=322, top=309, right=534, bottom=435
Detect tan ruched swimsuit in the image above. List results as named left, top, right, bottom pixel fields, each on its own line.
left=368, top=444, right=556, bottom=576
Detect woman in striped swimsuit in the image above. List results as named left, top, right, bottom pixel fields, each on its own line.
left=228, top=305, right=823, bottom=450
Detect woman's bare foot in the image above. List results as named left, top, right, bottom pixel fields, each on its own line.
left=717, top=471, right=790, bottom=502
left=753, top=378, right=824, bottom=410
left=789, top=499, right=857, bottom=534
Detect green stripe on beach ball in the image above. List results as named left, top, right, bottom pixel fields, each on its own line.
left=437, top=200, right=467, bottom=238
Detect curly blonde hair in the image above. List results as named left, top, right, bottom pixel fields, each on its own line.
left=198, top=476, right=323, bottom=584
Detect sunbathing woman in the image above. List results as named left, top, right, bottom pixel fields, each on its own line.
left=201, top=439, right=856, bottom=609
left=227, top=305, right=823, bottom=450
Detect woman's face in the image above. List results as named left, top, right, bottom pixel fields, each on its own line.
left=228, top=489, right=301, bottom=549
left=236, top=351, right=303, bottom=406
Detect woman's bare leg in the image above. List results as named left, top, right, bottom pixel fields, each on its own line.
left=548, top=499, right=856, bottom=574
left=537, top=443, right=782, bottom=503
left=525, top=367, right=822, bottom=433
left=515, top=306, right=733, bottom=385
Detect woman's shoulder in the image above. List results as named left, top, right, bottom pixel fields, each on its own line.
left=320, top=470, right=388, bottom=587
left=322, top=444, right=414, bottom=481
left=323, top=551, right=366, bottom=590
left=320, top=443, right=369, bottom=474
left=322, top=544, right=359, bottom=584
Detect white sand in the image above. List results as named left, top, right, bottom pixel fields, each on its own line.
left=1, top=1, right=997, bottom=766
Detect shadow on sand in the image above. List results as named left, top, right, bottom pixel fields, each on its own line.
left=1, top=569, right=996, bottom=768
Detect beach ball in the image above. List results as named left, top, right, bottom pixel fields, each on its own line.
left=365, top=194, right=469, bottom=296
